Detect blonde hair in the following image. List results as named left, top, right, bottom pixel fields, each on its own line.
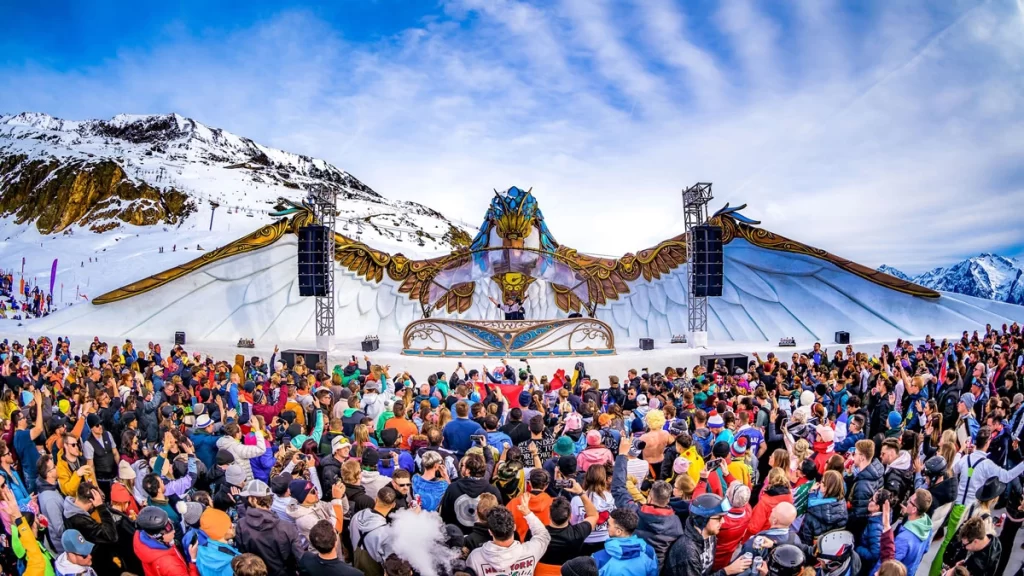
left=766, top=467, right=790, bottom=488
left=793, top=439, right=811, bottom=467
left=821, top=470, right=845, bottom=499
left=878, top=561, right=906, bottom=576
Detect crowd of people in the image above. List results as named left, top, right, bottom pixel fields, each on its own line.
left=0, top=323, right=1022, bottom=576
left=0, top=273, right=53, bottom=320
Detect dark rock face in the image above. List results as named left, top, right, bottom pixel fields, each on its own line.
left=0, top=155, right=195, bottom=233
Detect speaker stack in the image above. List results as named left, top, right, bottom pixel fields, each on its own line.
left=692, top=225, right=724, bottom=297
left=834, top=331, right=850, bottom=345
left=298, top=225, right=329, bottom=297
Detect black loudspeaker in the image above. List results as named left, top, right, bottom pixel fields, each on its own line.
left=279, top=349, right=327, bottom=370
left=174, top=331, right=186, bottom=345
left=639, top=338, right=654, bottom=351
left=835, top=331, right=850, bottom=345
left=700, top=353, right=749, bottom=375
left=361, top=337, right=380, bottom=352
left=692, top=225, right=723, bottom=297
left=298, top=225, right=329, bottom=297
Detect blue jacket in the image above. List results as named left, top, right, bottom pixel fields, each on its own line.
left=249, top=442, right=276, bottom=484
left=442, top=418, right=484, bottom=457
left=835, top=430, right=865, bottom=454
left=593, top=535, right=658, bottom=576
left=854, top=514, right=882, bottom=570
left=871, top=515, right=932, bottom=576
left=485, top=431, right=513, bottom=453
left=188, top=429, right=221, bottom=470
left=191, top=529, right=240, bottom=576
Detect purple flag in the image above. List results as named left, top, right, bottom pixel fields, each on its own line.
left=49, top=259, right=57, bottom=296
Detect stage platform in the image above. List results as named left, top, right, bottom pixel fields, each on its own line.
left=402, top=317, right=616, bottom=358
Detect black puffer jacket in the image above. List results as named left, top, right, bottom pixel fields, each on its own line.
left=848, top=459, right=884, bottom=518
left=799, top=496, right=848, bottom=546
left=318, top=453, right=343, bottom=496
left=664, top=519, right=725, bottom=576
left=882, top=451, right=916, bottom=507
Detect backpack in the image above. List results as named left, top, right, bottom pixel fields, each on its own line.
left=693, top=428, right=714, bottom=459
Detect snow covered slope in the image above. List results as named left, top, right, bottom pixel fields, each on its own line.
left=878, top=254, right=1024, bottom=306
left=0, top=112, right=472, bottom=305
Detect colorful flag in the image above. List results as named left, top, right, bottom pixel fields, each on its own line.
left=49, top=259, right=58, bottom=296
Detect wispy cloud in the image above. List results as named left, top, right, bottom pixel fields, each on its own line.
left=1, top=1, right=1023, bottom=273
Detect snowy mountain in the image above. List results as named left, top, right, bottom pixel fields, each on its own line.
left=0, top=112, right=473, bottom=308
left=876, top=265, right=912, bottom=282
left=878, top=254, right=1024, bottom=305
left=0, top=112, right=471, bottom=248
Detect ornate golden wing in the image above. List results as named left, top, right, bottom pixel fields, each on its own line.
left=551, top=233, right=688, bottom=313
left=335, top=234, right=478, bottom=312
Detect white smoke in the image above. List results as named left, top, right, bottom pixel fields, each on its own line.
left=387, top=508, right=460, bottom=576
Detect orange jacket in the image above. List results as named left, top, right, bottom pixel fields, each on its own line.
left=507, top=492, right=553, bottom=541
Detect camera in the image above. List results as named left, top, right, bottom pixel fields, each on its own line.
left=470, top=434, right=486, bottom=446
left=555, top=479, right=573, bottom=489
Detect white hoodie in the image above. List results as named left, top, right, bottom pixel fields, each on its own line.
left=55, top=553, right=98, bottom=576
left=467, top=512, right=551, bottom=576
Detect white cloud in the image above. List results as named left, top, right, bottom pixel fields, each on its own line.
left=2, top=1, right=1023, bottom=274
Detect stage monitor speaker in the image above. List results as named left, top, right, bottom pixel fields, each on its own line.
left=692, top=225, right=724, bottom=297
left=700, top=353, right=749, bottom=376
left=298, top=225, right=329, bottom=297
left=174, top=331, right=186, bottom=345
left=835, top=331, right=850, bottom=345
left=639, top=338, right=654, bottom=351
left=280, top=349, right=327, bottom=370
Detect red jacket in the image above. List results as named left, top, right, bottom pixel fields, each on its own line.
left=748, top=485, right=794, bottom=535
left=253, top=385, right=288, bottom=422
left=134, top=530, right=198, bottom=576
left=712, top=505, right=752, bottom=570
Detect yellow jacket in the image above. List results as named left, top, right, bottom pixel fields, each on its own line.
left=57, top=451, right=94, bottom=497
left=13, top=517, right=47, bottom=576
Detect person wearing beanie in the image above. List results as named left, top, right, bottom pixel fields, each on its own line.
left=111, top=459, right=140, bottom=517
left=727, top=436, right=753, bottom=487
left=712, top=483, right=753, bottom=571
left=195, top=508, right=241, bottom=576
left=639, top=410, right=672, bottom=477
left=885, top=410, right=904, bottom=438
left=956, top=393, right=980, bottom=443
left=214, top=464, right=248, bottom=514
left=133, top=506, right=198, bottom=576
left=576, top=431, right=613, bottom=474
left=287, top=477, right=343, bottom=548
left=359, top=449, right=391, bottom=500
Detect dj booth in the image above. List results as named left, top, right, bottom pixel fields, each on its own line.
left=402, top=318, right=617, bottom=358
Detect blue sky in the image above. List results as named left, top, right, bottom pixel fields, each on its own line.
left=2, top=0, right=1023, bottom=273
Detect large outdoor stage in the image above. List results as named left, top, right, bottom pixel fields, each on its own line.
left=23, top=186, right=1024, bottom=356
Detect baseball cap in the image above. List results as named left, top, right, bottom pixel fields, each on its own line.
left=61, top=529, right=95, bottom=556
left=238, top=479, right=271, bottom=497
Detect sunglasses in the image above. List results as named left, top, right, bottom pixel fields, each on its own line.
left=396, top=483, right=411, bottom=488
left=66, top=441, right=78, bottom=447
